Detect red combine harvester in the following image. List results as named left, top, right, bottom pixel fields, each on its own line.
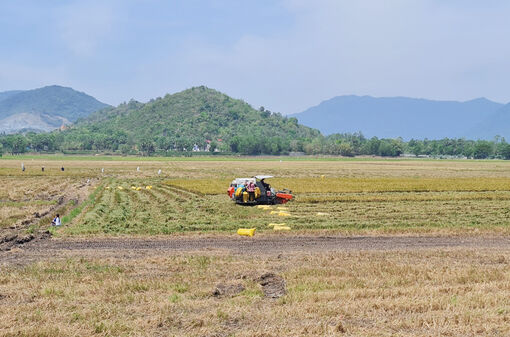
left=227, top=175, right=293, bottom=205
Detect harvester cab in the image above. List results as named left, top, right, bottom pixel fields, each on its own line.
left=227, top=175, right=293, bottom=205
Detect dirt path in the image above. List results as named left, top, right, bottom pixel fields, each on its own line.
left=31, top=235, right=510, bottom=252
left=2, top=235, right=510, bottom=266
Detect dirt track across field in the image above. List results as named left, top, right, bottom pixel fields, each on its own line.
left=2, top=235, right=510, bottom=266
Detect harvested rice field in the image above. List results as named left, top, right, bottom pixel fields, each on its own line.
left=2, top=156, right=510, bottom=236
left=1, top=156, right=510, bottom=336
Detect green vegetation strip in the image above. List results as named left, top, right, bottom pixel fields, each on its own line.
left=0, top=154, right=451, bottom=162
left=61, top=184, right=104, bottom=225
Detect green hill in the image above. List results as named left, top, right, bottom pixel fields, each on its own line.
left=59, top=86, right=320, bottom=155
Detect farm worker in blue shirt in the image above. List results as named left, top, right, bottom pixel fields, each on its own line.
left=235, top=181, right=247, bottom=194
left=51, top=214, right=61, bottom=226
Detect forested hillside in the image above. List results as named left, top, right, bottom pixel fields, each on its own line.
left=55, top=86, right=321, bottom=154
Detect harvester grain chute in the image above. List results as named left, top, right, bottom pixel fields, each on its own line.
left=227, top=175, right=293, bottom=205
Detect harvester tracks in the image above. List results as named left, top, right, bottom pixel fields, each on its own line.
left=2, top=235, right=510, bottom=266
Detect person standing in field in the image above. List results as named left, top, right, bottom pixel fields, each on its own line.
left=261, top=178, right=271, bottom=195
left=51, top=214, right=61, bottom=226
left=21, top=163, right=25, bottom=172
left=240, top=180, right=248, bottom=191
left=247, top=181, right=256, bottom=201
left=234, top=181, right=245, bottom=196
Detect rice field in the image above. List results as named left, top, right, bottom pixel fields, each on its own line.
left=166, top=176, right=510, bottom=194
left=1, top=156, right=510, bottom=235
left=2, top=156, right=510, bottom=336
left=55, top=177, right=510, bottom=235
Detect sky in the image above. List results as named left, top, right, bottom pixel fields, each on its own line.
left=1, top=0, right=510, bottom=113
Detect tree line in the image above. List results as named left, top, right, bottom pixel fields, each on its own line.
left=303, top=133, right=510, bottom=159
left=1, top=131, right=509, bottom=159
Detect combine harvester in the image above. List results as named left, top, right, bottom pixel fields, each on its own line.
left=227, top=175, right=293, bottom=205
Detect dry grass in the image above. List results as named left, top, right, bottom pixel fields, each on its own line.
left=1, top=249, right=509, bottom=336
left=0, top=176, right=75, bottom=201
left=2, top=157, right=510, bottom=179
left=0, top=175, right=92, bottom=229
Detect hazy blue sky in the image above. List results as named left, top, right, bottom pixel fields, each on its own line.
left=1, top=0, right=510, bottom=113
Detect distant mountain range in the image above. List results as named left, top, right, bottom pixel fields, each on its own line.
left=3, top=85, right=509, bottom=141
left=291, top=95, right=510, bottom=140
left=0, top=85, right=109, bottom=133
